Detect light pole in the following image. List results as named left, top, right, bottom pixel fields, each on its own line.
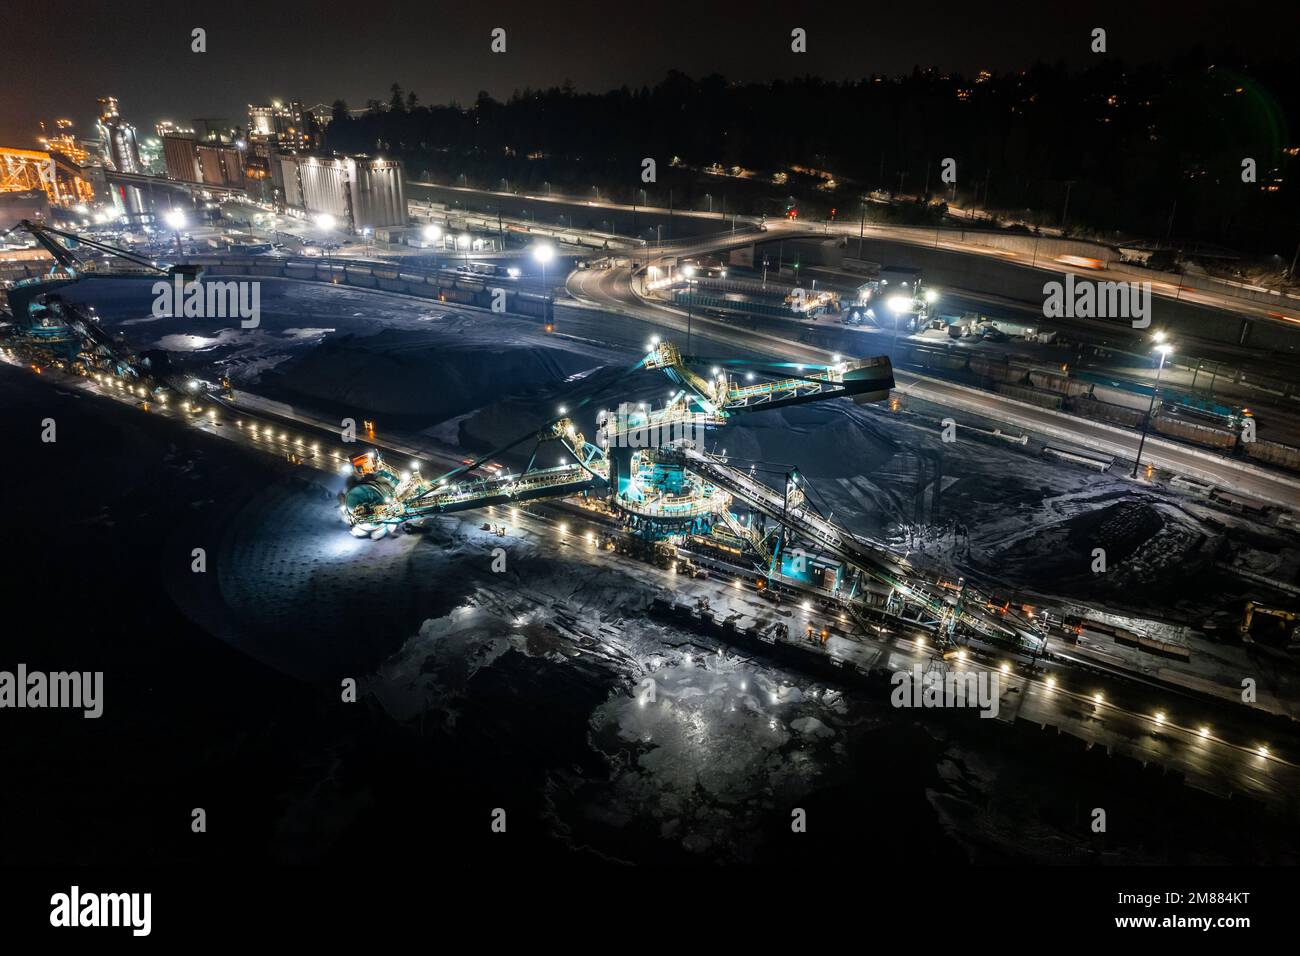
left=163, top=207, right=186, bottom=258
left=858, top=198, right=867, bottom=259
left=533, top=241, right=555, bottom=326
left=315, top=212, right=336, bottom=277
left=459, top=233, right=471, bottom=268
left=1132, top=338, right=1174, bottom=479
left=423, top=223, right=442, bottom=271
left=532, top=240, right=555, bottom=293
left=886, top=293, right=913, bottom=358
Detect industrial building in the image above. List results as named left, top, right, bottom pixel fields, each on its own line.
left=248, top=101, right=318, bottom=152
left=95, top=97, right=141, bottom=175
left=197, top=143, right=244, bottom=189
left=0, top=147, right=94, bottom=211
left=161, top=132, right=201, bottom=183
left=278, top=154, right=406, bottom=232
left=94, top=97, right=144, bottom=216
left=161, top=131, right=245, bottom=190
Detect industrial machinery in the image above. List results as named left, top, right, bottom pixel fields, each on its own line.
left=784, top=288, right=840, bottom=317
left=1, top=220, right=1030, bottom=649
left=1239, top=601, right=1300, bottom=647
left=0, top=220, right=197, bottom=398
left=340, top=338, right=1033, bottom=648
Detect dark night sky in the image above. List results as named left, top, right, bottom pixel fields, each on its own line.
left=5, top=0, right=1297, bottom=144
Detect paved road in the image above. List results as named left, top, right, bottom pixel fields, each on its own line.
left=565, top=264, right=1300, bottom=508
left=422, top=183, right=1300, bottom=327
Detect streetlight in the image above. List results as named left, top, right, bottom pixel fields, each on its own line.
left=1132, top=338, right=1174, bottom=479
left=423, top=223, right=442, bottom=270
left=886, top=293, right=912, bottom=358
left=532, top=241, right=555, bottom=291
left=458, top=232, right=471, bottom=267
left=532, top=241, right=556, bottom=330
left=163, top=207, right=186, bottom=257
left=316, top=212, right=336, bottom=275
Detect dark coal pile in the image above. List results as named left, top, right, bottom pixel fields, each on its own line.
left=262, top=328, right=599, bottom=429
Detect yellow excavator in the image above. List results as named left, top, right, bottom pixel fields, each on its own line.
left=1239, top=602, right=1299, bottom=646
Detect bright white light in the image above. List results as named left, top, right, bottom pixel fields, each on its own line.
left=923, top=288, right=939, bottom=303
left=532, top=242, right=555, bottom=264
left=1155, top=343, right=1173, bottom=355
left=315, top=212, right=336, bottom=231
left=683, top=265, right=696, bottom=277
left=163, top=209, right=187, bottom=230
left=886, top=294, right=912, bottom=313
left=422, top=223, right=442, bottom=241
